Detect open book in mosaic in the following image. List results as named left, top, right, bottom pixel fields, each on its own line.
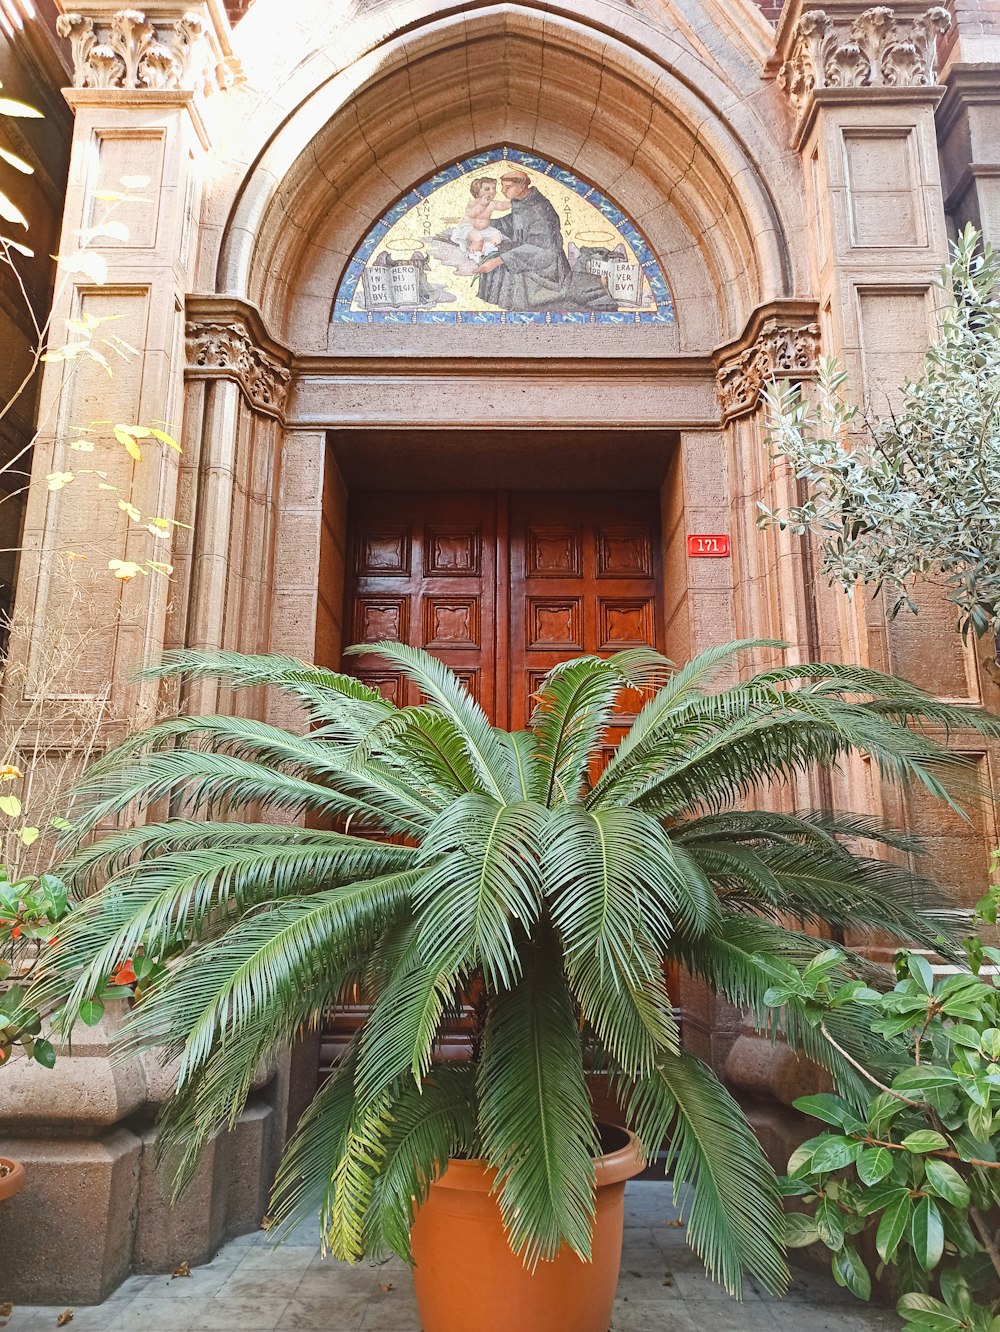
left=332, top=148, right=675, bottom=326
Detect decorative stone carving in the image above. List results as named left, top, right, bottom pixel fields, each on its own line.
left=185, top=321, right=291, bottom=416
left=716, top=320, right=821, bottom=421
left=778, top=6, right=951, bottom=123
left=56, top=8, right=242, bottom=94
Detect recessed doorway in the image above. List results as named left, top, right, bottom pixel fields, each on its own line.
left=344, top=489, right=664, bottom=729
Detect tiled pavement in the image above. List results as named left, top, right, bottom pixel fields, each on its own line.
left=5, top=1183, right=902, bottom=1331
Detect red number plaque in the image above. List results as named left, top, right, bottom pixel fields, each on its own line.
left=687, top=534, right=731, bottom=558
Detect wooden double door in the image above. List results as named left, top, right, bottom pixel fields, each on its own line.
left=345, top=490, right=663, bottom=730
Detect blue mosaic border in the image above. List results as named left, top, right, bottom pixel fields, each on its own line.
left=332, top=147, right=676, bottom=327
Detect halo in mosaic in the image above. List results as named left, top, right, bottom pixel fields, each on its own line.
left=332, top=148, right=676, bottom=326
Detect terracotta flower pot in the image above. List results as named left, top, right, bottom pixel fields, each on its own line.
left=0, top=1157, right=25, bottom=1204
left=410, top=1125, right=644, bottom=1332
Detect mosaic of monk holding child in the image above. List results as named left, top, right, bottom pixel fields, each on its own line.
left=333, top=149, right=675, bottom=326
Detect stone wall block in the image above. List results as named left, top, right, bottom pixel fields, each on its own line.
left=0, top=1005, right=146, bottom=1133
left=0, top=1128, right=142, bottom=1303
left=133, top=1127, right=228, bottom=1273
left=224, top=1101, right=275, bottom=1235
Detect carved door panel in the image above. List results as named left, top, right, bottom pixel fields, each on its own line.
left=346, top=492, right=498, bottom=717
left=508, top=492, right=663, bottom=752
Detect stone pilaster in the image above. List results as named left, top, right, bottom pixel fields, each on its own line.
left=0, top=8, right=257, bottom=1302
left=937, top=65, right=1000, bottom=243
left=772, top=0, right=977, bottom=793
left=772, top=0, right=1000, bottom=937
left=10, top=2, right=237, bottom=736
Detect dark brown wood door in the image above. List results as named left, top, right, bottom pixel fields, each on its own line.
left=345, top=490, right=662, bottom=729
left=508, top=492, right=663, bottom=731
left=347, top=492, right=498, bottom=717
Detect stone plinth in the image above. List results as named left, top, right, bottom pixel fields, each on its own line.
left=0, top=1014, right=277, bottom=1302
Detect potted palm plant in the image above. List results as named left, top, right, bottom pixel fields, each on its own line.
left=36, top=639, right=999, bottom=1332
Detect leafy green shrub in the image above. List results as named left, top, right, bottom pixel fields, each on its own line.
left=0, top=868, right=68, bottom=1066
left=769, top=943, right=1000, bottom=1329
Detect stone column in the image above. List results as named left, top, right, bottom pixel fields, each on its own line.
left=176, top=308, right=290, bottom=720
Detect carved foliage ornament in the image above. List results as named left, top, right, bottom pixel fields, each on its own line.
left=778, top=5, right=951, bottom=122
left=185, top=321, right=290, bottom=416
left=716, top=321, right=821, bottom=422
left=56, top=9, right=241, bottom=94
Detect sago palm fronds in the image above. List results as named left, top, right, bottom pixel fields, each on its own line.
left=35, top=639, right=1000, bottom=1298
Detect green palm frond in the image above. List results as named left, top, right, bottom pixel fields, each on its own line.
left=529, top=653, right=664, bottom=806
left=590, top=638, right=783, bottom=804
left=269, top=1041, right=359, bottom=1241
left=66, top=748, right=429, bottom=841
left=326, top=1095, right=394, bottom=1261
left=414, top=795, right=548, bottom=988
left=49, top=850, right=415, bottom=1026
left=348, top=704, right=481, bottom=799
left=345, top=641, right=514, bottom=801
left=499, top=730, right=547, bottom=802
left=123, top=873, right=417, bottom=1079
left=673, top=916, right=901, bottom=1105
left=140, top=649, right=392, bottom=737
left=57, top=819, right=395, bottom=887
left=622, top=1050, right=789, bottom=1298
left=364, top=1064, right=479, bottom=1261
left=477, top=934, right=599, bottom=1268
left=354, top=941, right=463, bottom=1110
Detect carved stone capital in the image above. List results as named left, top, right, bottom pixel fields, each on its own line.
left=716, top=318, right=821, bottom=422
left=778, top=5, right=951, bottom=126
left=56, top=6, right=241, bottom=95
left=185, top=320, right=291, bottom=417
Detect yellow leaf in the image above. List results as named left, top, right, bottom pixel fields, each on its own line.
left=69, top=439, right=95, bottom=452
left=147, top=561, right=174, bottom=576
left=97, top=483, right=118, bottom=492
left=108, top=335, right=140, bottom=356
left=46, top=472, right=75, bottom=491
left=0, top=795, right=22, bottom=817
left=64, top=551, right=88, bottom=561
left=78, top=220, right=130, bottom=245
left=113, top=427, right=142, bottom=461
left=149, top=428, right=182, bottom=453
left=108, top=559, right=146, bottom=581
left=0, top=188, right=27, bottom=230
left=0, top=97, right=42, bottom=118
left=92, top=189, right=125, bottom=202
left=57, top=250, right=108, bottom=284
left=148, top=516, right=170, bottom=530
left=0, top=765, right=22, bottom=781
left=119, top=174, right=150, bottom=189
left=0, top=146, right=32, bottom=174
left=117, top=500, right=142, bottom=522
left=19, top=827, right=39, bottom=847
left=123, top=425, right=151, bottom=439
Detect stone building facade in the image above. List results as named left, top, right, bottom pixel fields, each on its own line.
left=1, top=0, right=999, bottom=1303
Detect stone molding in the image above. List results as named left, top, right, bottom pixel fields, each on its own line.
left=55, top=7, right=240, bottom=94
left=778, top=5, right=951, bottom=125
left=185, top=318, right=291, bottom=417
left=715, top=314, right=821, bottom=422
